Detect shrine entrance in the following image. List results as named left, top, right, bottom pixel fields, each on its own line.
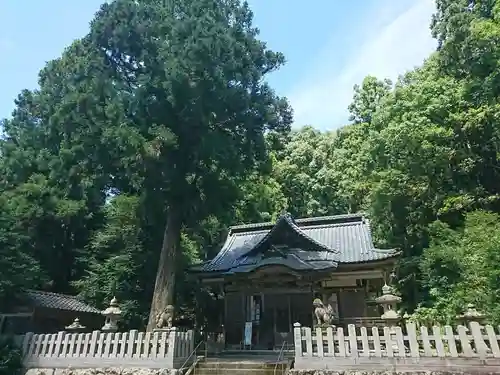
left=261, top=292, right=313, bottom=350
left=225, top=290, right=313, bottom=350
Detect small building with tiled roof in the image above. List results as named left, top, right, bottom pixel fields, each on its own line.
left=190, top=212, right=400, bottom=350
left=0, top=290, right=103, bottom=335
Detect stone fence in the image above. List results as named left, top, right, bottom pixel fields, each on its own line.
left=5, top=327, right=194, bottom=370
left=293, top=321, right=500, bottom=373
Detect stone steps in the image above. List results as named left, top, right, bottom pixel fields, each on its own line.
left=193, top=358, right=288, bottom=375
left=193, top=369, right=287, bottom=375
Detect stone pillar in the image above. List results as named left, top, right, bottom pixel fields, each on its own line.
left=167, top=326, right=177, bottom=365
left=293, top=322, right=302, bottom=358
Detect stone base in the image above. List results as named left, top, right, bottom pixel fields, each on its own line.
left=153, top=328, right=173, bottom=332
left=24, top=368, right=179, bottom=375
left=313, top=324, right=337, bottom=330
left=289, top=371, right=500, bottom=375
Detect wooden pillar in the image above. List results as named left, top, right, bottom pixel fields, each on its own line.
left=287, top=294, right=292, bottom=333
left=221, top=284, right=226, bottom=348
left=310, top=283, right=315, bottom=327
left=337, top=288, right=343, bottom=322
left=223, top=286, right=228, bottom=326
left=273, top=299, right=277, bottom=336
left=363, top=279, right=368, bottom=318
left=242, top=292, right=246, bottom=348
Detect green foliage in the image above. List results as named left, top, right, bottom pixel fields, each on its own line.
left=414, top=210, right=500, bottom=324
left=2, top=0, right=500, bottom=331
left=348, top=75, right=392, bottom=125
left=0, top=339, right=22, bottom=375
left=74, top=195, right=150, bottom=329
left=85, top=0, right=293, bottom=326
left=87, top=0, right=292, bottom=207
left=0, top=181, right=48, bottom=305
left=273, top=126, right=340, bottom=217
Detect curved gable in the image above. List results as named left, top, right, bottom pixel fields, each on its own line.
left=243, top=213, right=339, bottom=258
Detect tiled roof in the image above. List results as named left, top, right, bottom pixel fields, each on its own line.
left=24, top=290, right=101, bottom=314
left=193, top=213, right=399, bottom=274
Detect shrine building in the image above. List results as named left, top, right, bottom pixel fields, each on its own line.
left=190, top=212, right=400, bottom=350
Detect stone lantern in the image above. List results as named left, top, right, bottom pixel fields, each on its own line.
left=402, top=312, right=410, bottom=322
left=375, top=283, right=402, bottom=327
left=456, top=303, right=489, bottom=354
left=375, top=274, right=402, bottom=353
left=101, top=296, right=122, bottom=332
left=457, top=303, right=486, bottom=326
left=65, top=317, right=86, bottom=333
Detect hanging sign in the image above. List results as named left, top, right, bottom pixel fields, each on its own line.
left=244, top=321, right=252, bottom=346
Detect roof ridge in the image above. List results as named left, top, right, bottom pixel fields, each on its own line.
left=25, top=289, right=82, bottom=300
left=296, top=213, right=365, bottom=224
left=230, top=213, right=366, bottom=234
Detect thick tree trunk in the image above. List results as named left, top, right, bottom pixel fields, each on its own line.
left=146, top=202, right=182, bottom=331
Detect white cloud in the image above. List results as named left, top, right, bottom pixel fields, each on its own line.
left=288, top=0, right=437, bottom=129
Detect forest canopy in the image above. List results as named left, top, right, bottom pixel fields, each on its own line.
left=2, top=0, right=500, bottom=328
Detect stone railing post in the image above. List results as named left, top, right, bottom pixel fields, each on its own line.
left=53, top=331, right=65, bottom=357
left=188, top=329, right=195, bottom=355
left=167, top=327, right=177, bottom=367
left=89, top=330, right=100, bottom=356
left=293, top=322, right=302, bottom=358
left=21, top=332, right=34, bottom=358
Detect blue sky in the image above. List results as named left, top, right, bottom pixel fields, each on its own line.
left=0, top=0, right=436, bottom=129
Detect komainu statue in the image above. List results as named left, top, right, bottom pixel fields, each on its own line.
left=313, top=298, right=335, bottom=327
left=155, top=304, right=174, bottom=329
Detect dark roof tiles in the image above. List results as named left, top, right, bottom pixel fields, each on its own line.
left=195, top=213, right=399, bottom=274
left=25, top=290, right=101, bottom=314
